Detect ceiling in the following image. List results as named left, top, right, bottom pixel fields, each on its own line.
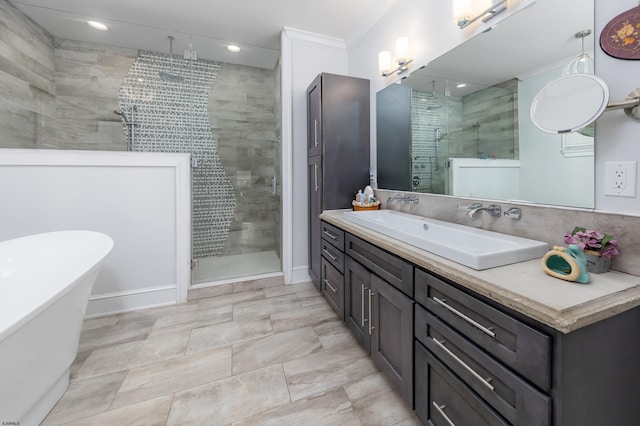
left=10, top=0, right=396, bottom=69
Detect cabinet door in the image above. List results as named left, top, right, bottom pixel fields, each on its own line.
left=371, top=274, right=414, bottom=406
left=322, top=257, right=344, bottom=320
left=344, top=256, right=371, bottom=353
left=307, top=75, right=322, bottom=157
left=415, top=342, right=509, bottom=426
left=308, top=155, right=322, bottom=289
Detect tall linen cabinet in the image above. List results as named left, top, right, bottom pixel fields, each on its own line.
left=307, top=73, right=370, bottom=289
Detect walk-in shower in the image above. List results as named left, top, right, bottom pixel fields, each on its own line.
left=117, top=35, right=281, bottom=286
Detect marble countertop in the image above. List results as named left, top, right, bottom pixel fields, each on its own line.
left=321, top=209, right=640, bottom=333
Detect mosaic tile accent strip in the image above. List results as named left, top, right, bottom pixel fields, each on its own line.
left=118, top=51, right=236, bottom=258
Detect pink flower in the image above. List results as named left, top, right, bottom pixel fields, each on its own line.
left=565, top=227, right=618, bottom=259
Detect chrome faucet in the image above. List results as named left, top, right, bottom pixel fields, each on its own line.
left=388, top=193, right=419, bottom=204
left=503, top=207, right=522, bottom=220
left=458, top=202, right=502, bottom=218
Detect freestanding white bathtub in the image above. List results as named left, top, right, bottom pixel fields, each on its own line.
left=0, top=231, right=113, bottom=425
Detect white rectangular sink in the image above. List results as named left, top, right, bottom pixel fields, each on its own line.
left=342, top=210, right=549, bottom=270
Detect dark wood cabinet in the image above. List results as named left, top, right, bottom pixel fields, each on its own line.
left=414, top=266, right=640, bottom=426
left=344, top=235, right=414, bottom=406
left=308, top=155, right=322, bottom=286
left=320, top=221, right=346, bottom=320
left=415, top=268, right=551, bottom=391
left=415, top=341, right=509, bottom=426
left=320, top=217, right=640, bottom=426
left=306, top=73, right=369, bottom=289
left=344, top=255, right=371, bottom=353
left=371, top=273, right=414, bottom=405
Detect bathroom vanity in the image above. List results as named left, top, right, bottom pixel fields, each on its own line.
left=320, top=210, right=640, bottom=426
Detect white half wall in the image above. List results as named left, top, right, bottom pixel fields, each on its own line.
left=0, top=149, right=191, bottom=317
left=280, top=27, right=349, bottom=284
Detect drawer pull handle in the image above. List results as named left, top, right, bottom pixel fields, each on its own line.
left=323, top=248, right=338, bottom=261
left=368, top=289, right=376, bottom=336
left=323, top=279, right=338, bottom=293
left=432, top=296, right=496, bottom=338
left=322, top=230, right=338, bottom=240
left=432, top=338, right=495, bottom=391
left=432, top=402, right=456, bottom=426
left=361, top=284, right=367, bottom=327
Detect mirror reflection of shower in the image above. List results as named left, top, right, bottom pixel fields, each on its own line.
left=114, top=105, right=137, bottom=151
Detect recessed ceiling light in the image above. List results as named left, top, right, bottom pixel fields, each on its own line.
left=456, top=83, right=467, bottom=88
left=227, top=45, right=241, bottom=53
left=87, top=20, right=109, bottom=31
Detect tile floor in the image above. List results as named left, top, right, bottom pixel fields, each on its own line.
left=43, top=282, right=421, bottom=425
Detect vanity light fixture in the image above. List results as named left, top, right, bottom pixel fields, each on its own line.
left=87, top=20, right=109, bottom=31
left=453, top=0, right=508, bottom=29
left=379, top=37, right=413, bottom=77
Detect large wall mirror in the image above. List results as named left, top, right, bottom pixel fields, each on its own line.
left=377, top=0, right=595, bottom=209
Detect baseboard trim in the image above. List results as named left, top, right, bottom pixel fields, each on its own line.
left=85, top=285, right=177, bottom=318
left=290, top=265, right=312, bottom=285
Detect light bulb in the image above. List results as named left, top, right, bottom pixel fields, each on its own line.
left=395, top=37, right=410, bottom=64
left=453, top=0, right=473, bottom=26
left=378, top=51, right=391, bottom=75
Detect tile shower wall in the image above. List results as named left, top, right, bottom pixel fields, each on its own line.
left=459, top=79, right=518, bottom=160
left=54, top=40, right=136, bottom=150
left=209, top=63, right=279, bottom=257
left=0, top=0, right=55, bottom=148
left=0, top=0, right=136, bottom=151
left=119, top=51, right=236, bottom=259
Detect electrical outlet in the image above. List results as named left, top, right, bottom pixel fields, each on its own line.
left=614, top=167, right=626, bottom=189
left=604, top=161, right=637, bottom=197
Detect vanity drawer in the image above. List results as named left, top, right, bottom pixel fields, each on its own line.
left=345, top=234, right=413, bottom=297
left=321, top=221, right=344, bottom=251
left=415, top=304, right=551, bottom=425
left=321, top=239, right=344, bottom=273
left=415, top=341, right=509, bottom=426
left=415, top=268, right=551, bottom=391
left=322, top=257, right=344, bottom=320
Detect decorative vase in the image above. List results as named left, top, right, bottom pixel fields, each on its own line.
left=583, top=249, right=611, bottom=274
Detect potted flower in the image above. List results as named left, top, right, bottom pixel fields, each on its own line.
left=564, top=226, right=619, bottom=273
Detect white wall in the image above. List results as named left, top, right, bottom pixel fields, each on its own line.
left=0, top=149, right=191, bottom=316
left=281, top=28, right=349, bottom=284
left=595, top=0, right=640, bottom=214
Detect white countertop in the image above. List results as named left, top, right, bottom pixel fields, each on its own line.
left=321, top=209, right=640, bottom=333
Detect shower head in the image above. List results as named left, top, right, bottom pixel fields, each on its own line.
left=113, top=109, right=130, bottom=124
left=160, top=35, right=184, bottom=83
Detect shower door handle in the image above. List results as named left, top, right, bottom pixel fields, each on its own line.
left=271, top=176, right=277, bottom=195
